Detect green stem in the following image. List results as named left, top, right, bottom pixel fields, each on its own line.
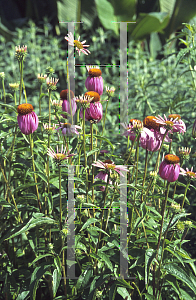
left=125, top=136, right=137, bottom=165
left=0, top=162, right=23, bottom=223
left=19, top=60, right=23, bottom=105
left=47, top=135, right=51, bottom=196
left=156, top=213, right=175, bottom=299
left=2, top=78, right=6, bottom=111
left=59, top=166, right=62, bottom=230
left=39, top=84, right=43, bottom=117
left=181, top=180, right=190, bottom=211
left=156, top=182, right=170, bottom=255
left=29, top=134, right=42, bottom=212
left=83, top=108, right=89, bottom=204
left=99, top=96, right=110, bottom=152
left=5, top=125, right=17, bottom=200
left=94, top=173, right=110, bottom=273
left=90, top=123, right=95, bottom=208
left=127, top=135, right=140, bottom=244
left=143, top=129, right=169, bottom=202
left=48, top=89, right=51, bottom=126
left=22, top=78, right=27, bottom=103
left=67, top=59, right=73, bottom=125
left=14, top=91, right=17, bottom=106
left=141, top=149, right=148, bottom=202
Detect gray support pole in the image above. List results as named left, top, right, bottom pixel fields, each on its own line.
left=120, top=22, right=128, bottom=134
left=67, top=22, right=76, bottom=127
left=67, top=165, right=78, bottom=279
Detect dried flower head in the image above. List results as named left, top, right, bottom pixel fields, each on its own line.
left=0, top=72, right=5, bottom=79
left=106, top=86, right=115, bottom=97
left=37, top=74, right=47, bottom=84
left=74, top=94, right=93, bottom=109
left=51, top=99, right=63, bottom=107
left=15, top=45, right=27, bottom=61
left=43, top=123, right=57, bottom=134
left=9, top=83, right=19, bottom=91
left=46, top=77, right=59, bottom=90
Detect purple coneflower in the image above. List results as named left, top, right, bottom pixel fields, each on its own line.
left=60, top=89, right=77, bottom=117
left=80, top=91, right=103, bottom=123
left=85, top=65, right=103, bottom=95
left=140, top=128, right=162, bottom=152
left=143, top=116, right=171, bottom=142
left=65, top=32, right=90, bottom=56
left=17, top=103, right=38, bottom=135
left=56, top=122, right=81, bottom=135
left=159, top=154, right=180, bottom=182
left=154, top=114, right=186, bottom=134
left=47, top=145, right=75, bottom=163
left=121, top=119, right=143, bottom=141
left=180, top=166, right=196, bottom=179
left=92, top=159, right=128, bottom=176
left=94, top=171, right=113, bottom=191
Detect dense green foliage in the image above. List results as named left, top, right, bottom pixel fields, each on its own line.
left=1, top=21, right=196, bottom=299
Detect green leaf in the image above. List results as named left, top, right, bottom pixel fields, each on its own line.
left=165, top=247, right=185, bottom=267
left=109, top=282, right=117, bottom=300
left=97, top=250, right=113, bottom=271
left=87, top=148, right=100, bottom=157
left=57, top=0, right=77, bottom=24
left=16, top=291, right=30, bottom=300
left=163, top=264, right=196, bottom=294
left=30, top=262, right=51, bottom=300
left=145, top=249, right=156, bottom=286
left=39, top=93, right=46, bottom=102
left=6, top=215, right=56, bottom=240
left=165, top=274, right=181, bottom=297
left=179, top=288, right=194, bottom=300
left=30, top=254, right=54, bottom=266
left=128, top=12, right=170, bottom=41
left=93, top=134, right=115, bottom=152
left=87, top=226, right=110, bottom=237
left=159, top=0, right=176, bottom=18
left=75, top=265, right=93, bottom=290
left=116, top=278, right=134, bottom=290
left=79, top=218, right=99, bottom=231
left=95, top=0, right=118, bottom=35
left=117, top=287, right=131, bottom=300
left=109, top=0, right=136, bottom=17
left=35, top=171, right=48, bottom=183
left=53, top=269, right=61, bottom=297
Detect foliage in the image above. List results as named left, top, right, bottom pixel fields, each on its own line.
left=1, top=21, right=196, bottom=299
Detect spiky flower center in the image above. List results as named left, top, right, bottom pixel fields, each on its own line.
left=60, top=89, right=74, bottom=100
left=143, top=116, right=160, bottom=130
left=88, top=68, right=102, bottom=77
left=84, top=91, right=100, bottom=103
left=104, top=159, right=115, bottom=169
left=129, top=119, right=142, bottom=125
left=74, top=40, right=83, bottom=49
left=63, top=123, right=71, bottom=128
left=17, top=103, right=34, bottom=115
left=168, top=114, right=181, bottom=120
left=164, top=154, right=180, bottom=164
left=56, top=153, right=66, bottom=160
left=186, top=171, right=196, bottom=177
left=165, top=120, right=174, bottom=126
